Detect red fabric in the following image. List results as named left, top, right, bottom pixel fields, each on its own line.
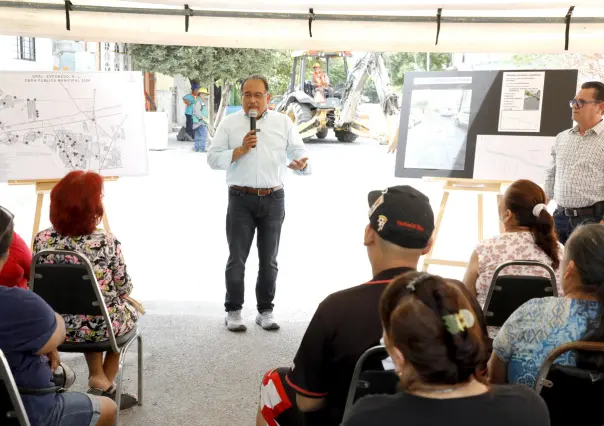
left=261, top=369, right=293, bottom=425
left=0, top=232, right=32, bottom=290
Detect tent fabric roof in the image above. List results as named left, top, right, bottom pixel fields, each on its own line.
left=1, top=0, right=604, bottom=52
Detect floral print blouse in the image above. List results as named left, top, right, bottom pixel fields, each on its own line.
left=475, top=231, right=564, bottom=307
left=33, top=228, right=138, bottom=343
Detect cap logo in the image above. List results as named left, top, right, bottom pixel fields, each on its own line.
left=377, top=215, right=388, bottom=231
left=396, top=220, right=425, bottom=232
left=369, top=194, right=385, bottom=218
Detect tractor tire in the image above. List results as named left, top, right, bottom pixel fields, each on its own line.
left=287, top=102, right=313, bottom=127
left=316, top=128, right=328, bottom=139
left=335, top=129, right=358, bottom=143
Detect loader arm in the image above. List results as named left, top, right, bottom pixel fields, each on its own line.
left=338, top=53, right=401, bottom=152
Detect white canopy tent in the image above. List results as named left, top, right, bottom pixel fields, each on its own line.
left=1, top=0, right=604, bottom=52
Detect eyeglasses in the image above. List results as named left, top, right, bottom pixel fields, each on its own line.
left=569, top=99, right=602, bottom=108
left=0, top=206, right=14, bottom=243
left=243, top=92, right=268, bottom=100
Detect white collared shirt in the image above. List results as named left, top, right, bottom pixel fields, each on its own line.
left=207, top=109, right=310, bottom=188
left=544, top=119, right=604, bottom=208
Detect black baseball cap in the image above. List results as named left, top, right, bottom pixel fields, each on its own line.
left=368, top=185, right=435, bottom=249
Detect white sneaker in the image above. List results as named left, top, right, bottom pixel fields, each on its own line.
left=225, top=310, right=247, bottom=332
left=256, top=311, right=280, bottom=331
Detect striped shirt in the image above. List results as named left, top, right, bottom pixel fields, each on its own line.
left=544, top=119, right=604, bottom=208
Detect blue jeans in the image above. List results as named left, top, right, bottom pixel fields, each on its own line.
left=42, top=392, right=101, bottom=426
left=554, top=210, right=600, bottom=244
left=194, top=125, right=207, bottom=152
left=225, top=187, right=285, bottom=313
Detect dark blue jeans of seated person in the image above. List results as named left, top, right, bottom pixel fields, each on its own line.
left=554, top=210, right=600, bottom=245
left=225, top=187, right=285, bottom=313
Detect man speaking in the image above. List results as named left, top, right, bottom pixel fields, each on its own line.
left=207, top=75, right=310, bottom=332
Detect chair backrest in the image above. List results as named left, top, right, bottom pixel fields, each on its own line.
left=0, top=350, right=30, bottom=426
left=535, top=341, right=604, bottom=426
left=342, top=346, right=398, bottom=422
left=29, top=249, right=119, bottom=352
left=483, top=260, right=557, bottom=327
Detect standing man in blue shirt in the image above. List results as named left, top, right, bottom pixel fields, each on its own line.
left=207, top=74, right=310, bottom=332
left=183, top=84, right=199, bottom=140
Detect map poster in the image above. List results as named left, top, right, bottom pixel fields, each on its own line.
left=498, top=71, right=545, bottom=133
left=0, top=72, right=148, bottom=181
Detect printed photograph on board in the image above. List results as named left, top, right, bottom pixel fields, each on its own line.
left=404, top=84, right=472, bottom=171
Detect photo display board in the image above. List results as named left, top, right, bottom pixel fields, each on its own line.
left=394, top=69, right=578, bottom=184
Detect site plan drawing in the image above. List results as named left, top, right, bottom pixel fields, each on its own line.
left=0, top=72, right=147, bottom=181
left=473, top=134, right=554, bottom=184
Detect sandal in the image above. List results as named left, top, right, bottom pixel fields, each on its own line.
left=87, top=384, right=138, bottom=409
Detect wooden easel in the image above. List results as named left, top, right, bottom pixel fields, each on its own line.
left=8, top=177, right=118, bottom=248
left=422, top=178, right=511, bottom=272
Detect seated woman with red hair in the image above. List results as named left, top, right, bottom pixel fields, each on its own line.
left=33, top=170, right=138, bottom=408
left=0, top=230, right=32, bottom=289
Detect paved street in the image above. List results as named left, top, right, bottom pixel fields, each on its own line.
left=405, top=110, right=468, bottom=171
left=2, top=131, right=502, bottom=313
left=0, top=131, right=504, bottom=425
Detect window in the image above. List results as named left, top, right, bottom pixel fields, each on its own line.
left=15, top=37, right=36, bottom=61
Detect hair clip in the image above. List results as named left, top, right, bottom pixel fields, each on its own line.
left=442, top=309, right=475, bottom=335
left=532, top=203, right=547, bottom=217
left=406, top=274, right=431, bottom=293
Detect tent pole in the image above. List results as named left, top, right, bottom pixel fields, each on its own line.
left=0, top=2, right=603, bottom=24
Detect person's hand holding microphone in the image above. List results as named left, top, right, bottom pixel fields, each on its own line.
left=241, top=130, right=257, bottom=152
left=232, top=110, right=258, bottom=162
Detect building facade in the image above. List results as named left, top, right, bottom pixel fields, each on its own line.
left=0, top=35, right=53, bottom=71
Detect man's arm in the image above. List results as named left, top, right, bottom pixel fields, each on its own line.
left=37, top=313, right=65, bottom=355
left=544, top=139, right=557, bottom=203
left=207, top=121, right=235, bottom=170
left=286, top=300, right=332, bottom=412
left=285, top=119, right=311, bottom=175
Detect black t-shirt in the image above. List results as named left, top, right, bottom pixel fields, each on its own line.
left=342, top=385, right=550, bottom=426
left=286, top=267, right=414, bottom=426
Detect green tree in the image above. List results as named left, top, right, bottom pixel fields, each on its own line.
left=385, top=52, right=452, bottom=87
left=129, top=45, right=285, bottom=132
left=269, top=50, right=293, bottom=96
left=513, top=53, right=604, bottom=85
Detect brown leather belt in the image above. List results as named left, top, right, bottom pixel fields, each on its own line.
left=230, top=185, right=283, bottom=197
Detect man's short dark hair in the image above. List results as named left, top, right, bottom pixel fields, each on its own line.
left=581, top=81, right=604, bottom=101
left=241, top=75, right=269, bottom=93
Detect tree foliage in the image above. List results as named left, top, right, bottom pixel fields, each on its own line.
left=385, top=52, right=453, bottom=87
left=268, top=50, right=293, bottom=96
left=513, top=53, right=604, bottom=85
left=129, top=44, right=284, bottom=129
left=130, top=45, right=278, bottom=87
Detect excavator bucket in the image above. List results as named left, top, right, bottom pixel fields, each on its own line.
left=386, top=114, right=400, bottom=153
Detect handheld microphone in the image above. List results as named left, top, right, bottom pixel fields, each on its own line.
left=249, top=109, right=258, bottom=132
left=249, top=110, right=258, bottom=148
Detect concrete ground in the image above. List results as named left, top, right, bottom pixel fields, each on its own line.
left=0, top=130, right=504, bottom=426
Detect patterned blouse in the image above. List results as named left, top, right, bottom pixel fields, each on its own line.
left=33, top=228, right=137, bottom=343
left=475, top=231, right=564, bottom=307
left=493, top=297, right=600, bottom=388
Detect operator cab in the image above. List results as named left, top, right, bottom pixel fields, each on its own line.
left=289, top=50, right=350, bottom=108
